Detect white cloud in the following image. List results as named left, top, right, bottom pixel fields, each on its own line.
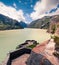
left=25, top=14, right=32, bottom=23
left=13, top=2, right=17, bottom=8
left=0, top=2, right=26, bottom=22
left=30, top=0, right=59, bottom=20
left=47, top=8, right=59, bottom=16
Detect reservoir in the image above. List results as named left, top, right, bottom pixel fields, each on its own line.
left=0, top=28, right=50, bottom=63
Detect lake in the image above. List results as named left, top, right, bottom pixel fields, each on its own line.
left=0, top=28, right=51, bottom=63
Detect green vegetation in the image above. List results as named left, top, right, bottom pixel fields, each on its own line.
left=45, top=18, right=50, bottom=22
left=28, top=16, right=50, bottom=29
left=0, top=20, right=23, bottom=30
left=51, top=35, right=59, bottom=48
left=51, top=25, right=56, bottom=34
left=53, top=36, right=59, bottom=58
left=0, top=14, right=23, bottom=30
left=57, top=25, right=59, bottom=28
left=54, top=36, right=59, bottom=45
left=27, top=44, right=36, bottom=49
left=16, top=40, right=39, bottom=49
left=27, top=43, right=39, bottom=49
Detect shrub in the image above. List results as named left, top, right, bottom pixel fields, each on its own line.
left=54, top=36, right=59, bottom=46
left=27, top=44, right=36, bottom=49
left=51, top=25, right=56, bottom=34
left=53, top=36, right=59, bottom=58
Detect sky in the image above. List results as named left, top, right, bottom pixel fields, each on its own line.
left=0, top=0, right=59, bottom=23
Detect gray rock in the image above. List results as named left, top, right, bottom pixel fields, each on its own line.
left=26, top=51, right=53, bottom=65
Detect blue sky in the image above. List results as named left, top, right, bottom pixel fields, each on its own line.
left=0, top=0, right=59, bottom=23
left=0, top=0, right=39, bottom=13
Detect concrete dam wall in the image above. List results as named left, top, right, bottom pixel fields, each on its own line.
left=7, top=48, right=31, bottom=65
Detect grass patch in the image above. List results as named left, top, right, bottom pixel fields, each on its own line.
left=27, top=44, right=39, bottom=49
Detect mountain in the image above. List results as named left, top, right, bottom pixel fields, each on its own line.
left=28, top=16, right=52, bottom=29
left=20, top=21, right=27, bottom=28
left=0, top=14, right=27, bottom=30
left=47, top=15, right=59, bottom=33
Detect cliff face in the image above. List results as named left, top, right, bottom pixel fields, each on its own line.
left=48, top=15, right=59, bottom=34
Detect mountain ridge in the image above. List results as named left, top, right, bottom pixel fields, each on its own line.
left=28, top=15, right=59, bottom=29
left=0, top=14, right=27, bottom=30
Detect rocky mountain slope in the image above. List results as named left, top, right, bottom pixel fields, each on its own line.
left=48, top=15, right=59, bottom=33
left=28, top=15, right=59, bottom=29
left=0, top=14, right=27, bottom=30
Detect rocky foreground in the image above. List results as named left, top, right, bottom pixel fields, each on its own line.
left=2, top=39, right=59, bottom=65
left=11, top=39, right=59, bottom=65
left=27, top=39, right=59, bottom=65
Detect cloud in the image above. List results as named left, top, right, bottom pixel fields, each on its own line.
left=25, top=14, right=32, bottom=23
left=30, top=0, right=59, bottom=20
left=47, top=8, right=59, bottom=16
left=0, top=2, right=25, bottom=22
left=13, top=2, right=17, bottom=8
